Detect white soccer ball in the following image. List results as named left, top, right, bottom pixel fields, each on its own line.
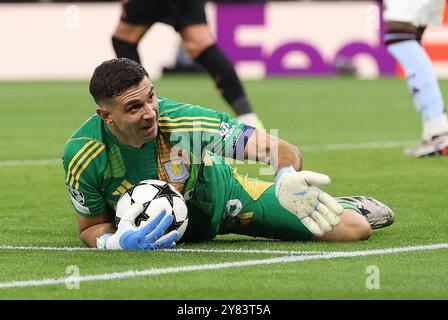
left=115, top=179, right=189, bottom=241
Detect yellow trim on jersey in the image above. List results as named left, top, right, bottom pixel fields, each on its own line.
left=65, top=140, right=96, bottom=183
left=66, top=137, right=104, bottom=145
left=160, top=128, right=220, bottom=133
left=232, top=168, right=273, bottom=201
left=74, top=144, right=106, bottom=189
left=68, top=142, right=102, bottom=186
left=117, top=185, right=127, bottom=194
left=158, top=121, right=221, bottom=127
left=240, top=212, right=254, bottom=227
left=159, top=116, right=221, bottom=122
left=239, top=212, right=254, bottom=220
left=121, top=180, right=133, bottom=189
left=112, top=180, right=134, bottom=196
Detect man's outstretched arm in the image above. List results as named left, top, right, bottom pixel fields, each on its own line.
left=243, top=128, right=302, bottom=172
left=242, top=128, right=343, bottom=237
left=77, top=210, right=115, bottom=248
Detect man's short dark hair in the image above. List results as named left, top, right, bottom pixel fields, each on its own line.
left=89, top=58, right=149, bottom=106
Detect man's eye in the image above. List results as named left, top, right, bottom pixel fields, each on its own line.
left=128, top=105, right=140, bottom=112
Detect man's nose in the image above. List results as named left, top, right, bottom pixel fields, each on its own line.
left=142, top=103, right=155, bottom=119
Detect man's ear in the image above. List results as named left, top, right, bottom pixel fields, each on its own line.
left=96, top=107, right=113, bottom=125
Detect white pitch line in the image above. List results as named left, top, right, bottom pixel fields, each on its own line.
left=0, top=243, right=446, bottom=290
left=0, top=140, right=419, bottom=168
left=300, top=140, right=418, bottom=152
left=0, top=245, right=327, bottom=255
left=0, top=159, right=61, bottom=167
left=0, top=245, right=96, bottom=252
left=172, top=248, right=328, bottom=255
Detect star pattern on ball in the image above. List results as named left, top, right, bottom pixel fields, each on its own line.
left=128, top=185, right=138, bottom=204
left=134, top=212, right=149, bottom=227
left=152, top=183, right=180, bottom=207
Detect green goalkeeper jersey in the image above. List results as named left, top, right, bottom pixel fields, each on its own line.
left=63, top=97, right=251, bottom=222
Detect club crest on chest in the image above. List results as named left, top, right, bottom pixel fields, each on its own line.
left=162, top=159, right=189, bottom=183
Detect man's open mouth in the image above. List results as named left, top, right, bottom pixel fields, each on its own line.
left=141, top=120, right=155, bottom=130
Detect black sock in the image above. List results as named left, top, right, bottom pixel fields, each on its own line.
left=195, top=44, right=253, bottom=115
left=112, top=37, right=141, bottom=64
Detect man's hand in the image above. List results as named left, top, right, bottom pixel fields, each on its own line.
left=275, top=167, right=344, bottom=237
left=96, top=203, right=179, bottom=250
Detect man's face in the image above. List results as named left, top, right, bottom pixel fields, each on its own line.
left=99, top=77, right=159, bottom=147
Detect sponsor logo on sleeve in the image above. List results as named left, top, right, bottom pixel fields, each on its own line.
left=219, top=122, right=236, bottom=142
left=68, top=186, right=91, bottom=215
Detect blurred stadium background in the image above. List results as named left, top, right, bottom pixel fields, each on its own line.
left=1, top=0, right=447, bottom=81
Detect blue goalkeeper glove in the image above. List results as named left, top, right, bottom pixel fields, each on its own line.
left=275, top=166, right=344, bottom=237
left=96, top=203, right=179, bottom=250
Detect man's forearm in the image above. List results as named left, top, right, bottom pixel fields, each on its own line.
left=274, top=139, right=302, bottom=172
left=80, top=222, right=116, bottom=248
left=244, top=128, right=302, bottom=172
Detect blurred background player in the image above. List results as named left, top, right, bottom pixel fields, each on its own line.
left=112, top=0, right=263, bottom=128
left=384, top=0, right=448, bottom=157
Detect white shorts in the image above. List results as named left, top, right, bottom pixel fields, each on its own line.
left=384, top=0, right=446, bottom=27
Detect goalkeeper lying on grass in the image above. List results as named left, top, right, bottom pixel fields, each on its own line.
left=63, top=58, right=395, bottom=250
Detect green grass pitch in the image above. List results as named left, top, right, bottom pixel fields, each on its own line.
left=0, top=76, right=447, bottom=299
